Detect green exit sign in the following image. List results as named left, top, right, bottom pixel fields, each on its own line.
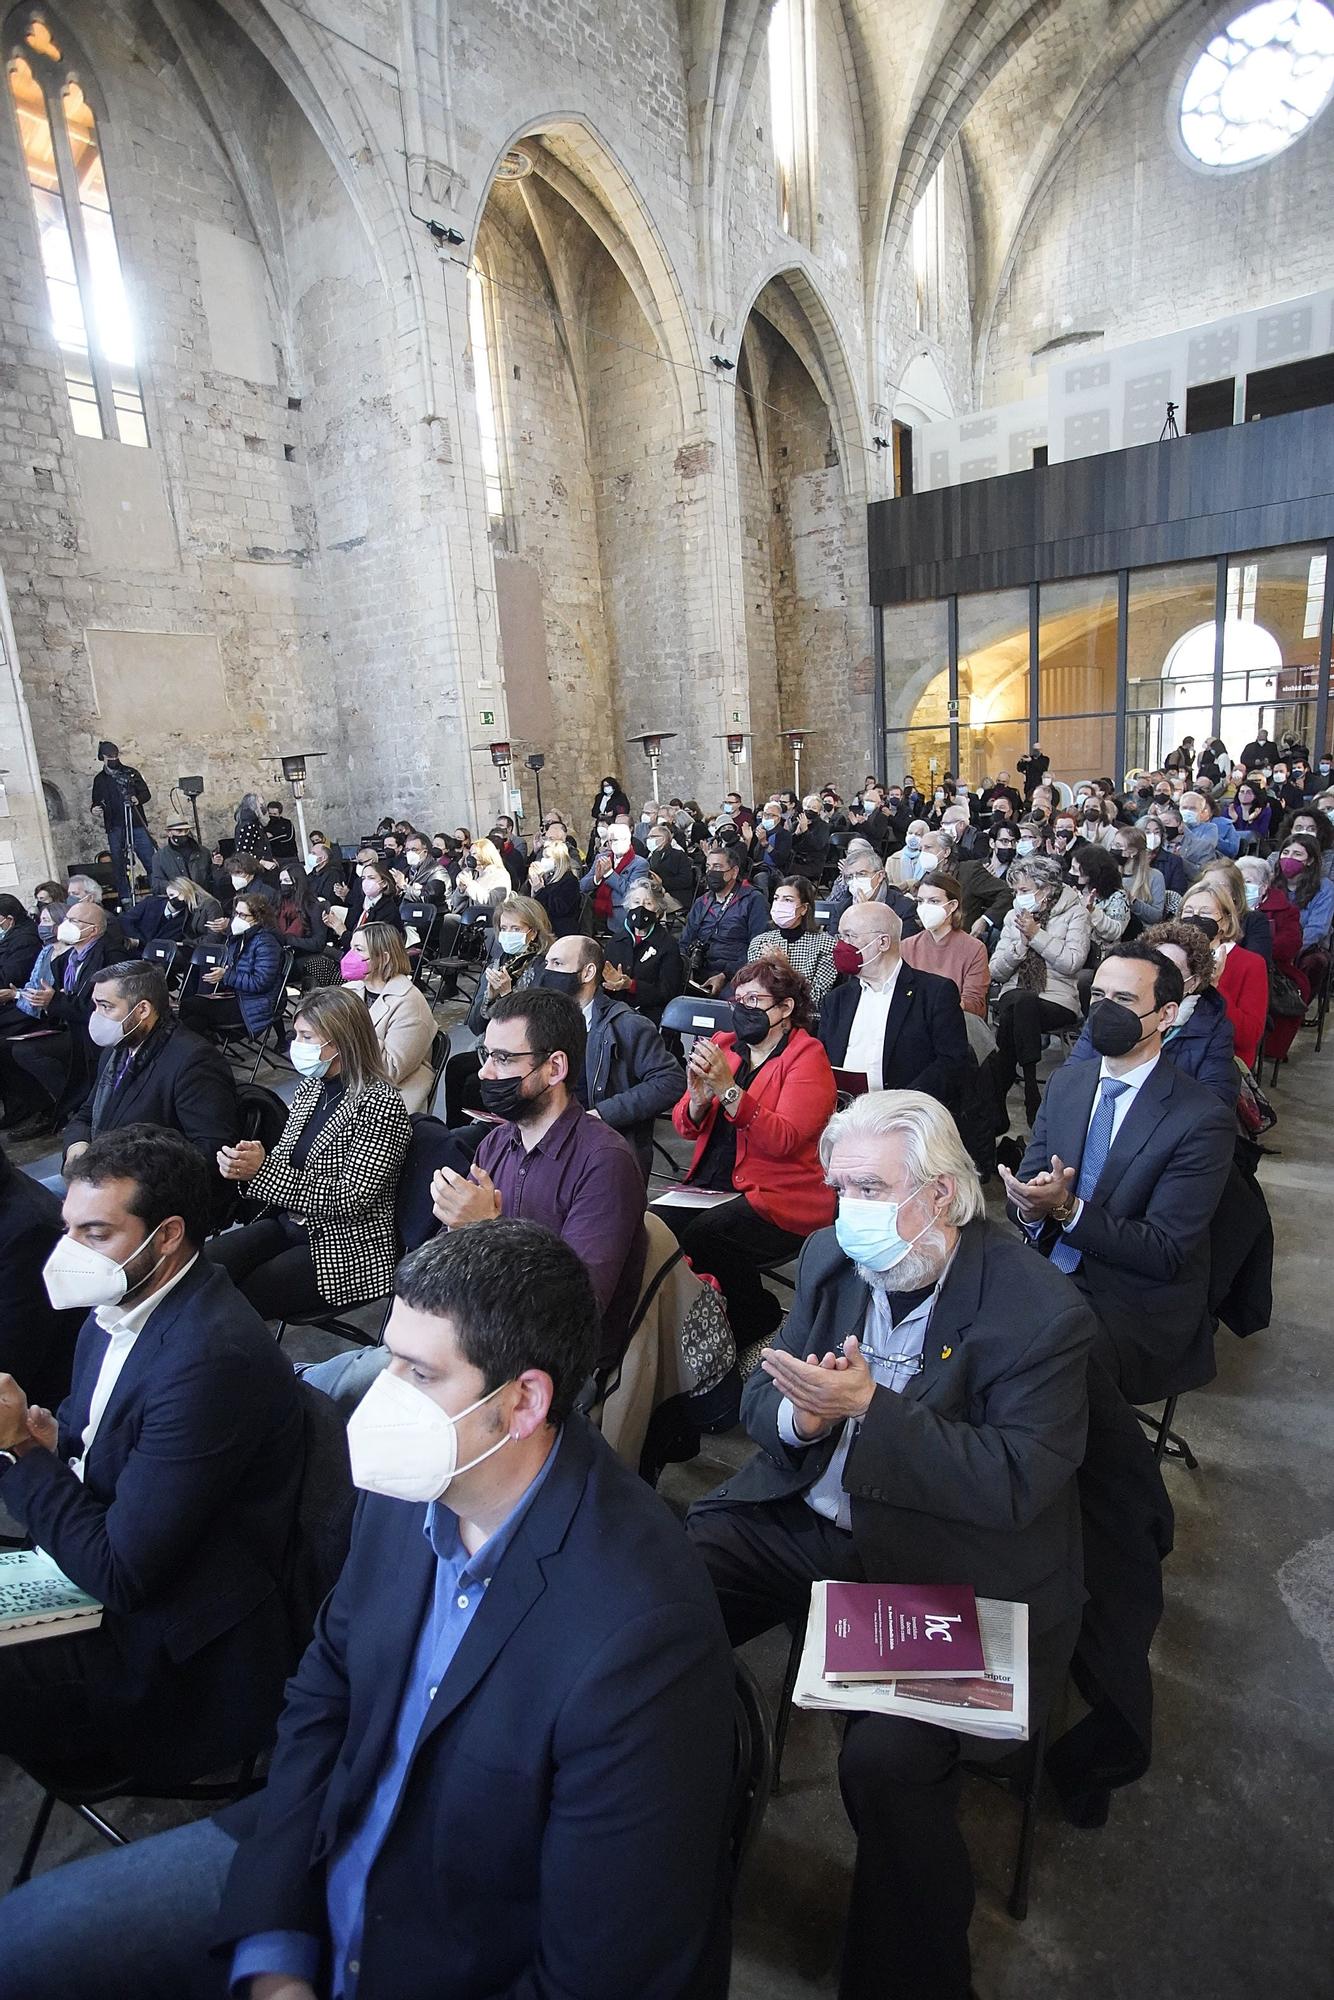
left=480, top=709, right=495, bottom=727
left=731, top=710, right=742, bottom=722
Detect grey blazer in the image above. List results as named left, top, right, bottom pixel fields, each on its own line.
left=692, top=1218, right=1093, bottom=1637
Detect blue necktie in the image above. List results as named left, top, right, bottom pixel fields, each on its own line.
left=1050, top=1078, right=1128, bottom=1274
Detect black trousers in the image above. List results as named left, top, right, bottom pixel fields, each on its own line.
left=206, top=1214, right=328, bottom=1320
left=649, top=1193, right=803, bottom=1344
left=179, top=993, right=245, bottom=1038
left=994, top=989, right=1078, bottom=1122
left=687, top=1493, right=1077, bottom=2000
left=0, top=1028, right=73, bottom=1120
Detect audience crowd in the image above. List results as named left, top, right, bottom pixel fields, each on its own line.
left=0, top=731, right=1320, bottom=1998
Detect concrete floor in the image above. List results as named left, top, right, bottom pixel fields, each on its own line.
left=2, top=1023, right=1333, bottom=1994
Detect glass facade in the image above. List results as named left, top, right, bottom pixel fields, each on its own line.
left=881, top=543, right=1333, bottom=789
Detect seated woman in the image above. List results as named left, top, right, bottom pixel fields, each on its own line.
left=1272, top=831, right=1334, bottom=951
left=1274, top=805, right=1334, bottom=885
left=602, top=878, right=685, bottom=1023
left=1110, top=825, right=1166, bottom=931
left=1196, top=857, right=1273, bottom=965
left=449, top=835, right=510, bottom=914
left=1073, top=842, right=1131, bottom=956
left=179, top=887, right=286, bottom=1041
left=211, top=984, right=412, bottom=1320
left=354, top=860, right=405, bottom=936
left=1179, top=881, right=1268, bottom=1074
left=1227, top=780, right=1272, bottom=846
left=122, top=875, right=223, bottom=950
left=466, top=893, right=552, bottom=1035
left=1067, top=917, right=1238, bottom=1106
left=900, top=870, right=989, bottom=1016
left=527, top=836, right=582, bottom=938
left=989, top=853, right=1092, bottom=1128
left=747, top=874, right=837, bottom=1006
left=342, top=919, right=437, bottom=1112
left=654, top=957, right=835, bottom=1346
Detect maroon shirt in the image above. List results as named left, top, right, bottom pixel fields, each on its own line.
left=476, top=1099, right=647, bottom=1367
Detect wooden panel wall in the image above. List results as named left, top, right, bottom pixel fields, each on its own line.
left=868, top=406, right=1334, bottom=604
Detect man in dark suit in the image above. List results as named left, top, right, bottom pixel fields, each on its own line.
left=540, top=933, right=684, bottom=1175
left=0, top=900, right=112, bottom=1138
left=820, top=900, right=969, bottom=1110
left=0, top=1126, right=304, bottom=1785
left=61, top=961, right=241, bottom=1211
left=999, top=940, right=1235, bottom=1404
left=688, top=1089, right=1093, bottom=2000
left=821, top=845, right=921, bottom=932
left=0, top=1140, right=83, bottom=1412
left=0, top=1221, right=736, bottom=2000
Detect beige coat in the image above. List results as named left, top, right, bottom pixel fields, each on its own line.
left=989, top=883, right=1092, bottom=1017
left=347, top=973, right=437, bottom=1113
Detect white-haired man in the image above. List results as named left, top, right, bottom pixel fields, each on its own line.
left=688, top=1088, right=1094, bottom=2000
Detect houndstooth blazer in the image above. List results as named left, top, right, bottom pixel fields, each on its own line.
left=246, top=1076, right=412, bottom=1307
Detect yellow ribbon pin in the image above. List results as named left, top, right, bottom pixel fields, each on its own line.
left=939, top=1346, right=952, bottom=1360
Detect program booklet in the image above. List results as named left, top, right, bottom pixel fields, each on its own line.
left=823, top=1580, right=985, bottom=1681
left=796, top=1581, right=1029, bottom=1741
left=0, top=1548, right=103, bottom=1650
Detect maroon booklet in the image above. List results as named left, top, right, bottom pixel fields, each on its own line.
left=822, top=1581, right=985, bottom=1681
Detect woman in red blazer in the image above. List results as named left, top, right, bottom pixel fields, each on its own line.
left=655, top=957, right=836, bottom=1344
left=1180, top=884, right=1268, bottom=1073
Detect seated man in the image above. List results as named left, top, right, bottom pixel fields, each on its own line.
left=539, top=934, right=684, bottom=1176
left=956, top=820, right=1018, bottom=934
left=62, top=962, right=242, bottom=1210
left=0, top=899, right=111, bottom=1139
left=688, top=1089, right=1093, bottom=2000
left=430, top=989, right=647, bottom=1369
left=678, top=841, right=770, bottom=994
left=823, top=843, right=921, bottom=931
left=820, top=901, right=969, bottom=1109
left=998, top=941, right=1235, bottom=1404
left=0, top=1139, right=84, bottom=1413
left=0, top=1222, right=737, bottom=2000
left=0, top=1126, right=304, bottom=1784
left=149, top=815, right=213, bottom=897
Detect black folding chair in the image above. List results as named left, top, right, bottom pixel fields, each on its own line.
left=399, top=901, right=440, bottom=988
left=141, top=938, right=187, bottom=988
left=218, top=947, right=297, bottom=1086
left=660, top=995, right=735, bottom=1040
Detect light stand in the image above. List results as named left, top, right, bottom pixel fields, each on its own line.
left=179, top=774, right=204, bottom=847
left=525, top=752, right=546, bottom=825
left=627, top=730, right=678, bottom=803
left=490, top=739, right=513, bottom=825
left=277, top=751, right=327, bottom=861
left=781, top=727, right=809, bottom=798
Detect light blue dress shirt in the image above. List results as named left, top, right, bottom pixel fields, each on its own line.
left=231, top=1436, right=558, bottom=1999
left=777, top=1280, right=943, bottom=1532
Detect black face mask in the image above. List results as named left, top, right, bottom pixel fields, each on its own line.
left=705, top=870, right=729, bottom=894
left=479, top=1072, right=533, bottom=1120
left=731, top=1001, right=774, bottom=1045
left=539, top=968, right=583, bottom=998
left=994, top=847, right=1016, bottom=867
left=169, top=835, right=190, bottom=847
left=627, top=910, right=656, bottom=938
left=1182, top=912, right=1219, bottom=942
left=1088, top=997, right=1153, bottom=1058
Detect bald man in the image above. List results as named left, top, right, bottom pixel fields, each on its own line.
left=818, top=900, right=969, bottom=1110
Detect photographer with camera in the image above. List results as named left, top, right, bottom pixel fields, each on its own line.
left=678, top=843, right=769, bottom=995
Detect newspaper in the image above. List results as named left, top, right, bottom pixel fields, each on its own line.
left=793, top=1582, right=1029, bottom=1741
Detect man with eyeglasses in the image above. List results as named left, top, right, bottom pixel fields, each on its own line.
left=428, top=989, right=646, bottom=1370
left=688, top=1089, right=1092, bottom=2000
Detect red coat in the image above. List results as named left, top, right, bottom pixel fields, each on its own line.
left=672, top=1027, right=837, bottom=1236
left=1215, top=942, right=1268, bottom=1071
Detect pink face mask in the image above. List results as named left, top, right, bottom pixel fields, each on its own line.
left=341, top=948, right=371, bottom=982
left=1278, top=854, right=1306, bottom=879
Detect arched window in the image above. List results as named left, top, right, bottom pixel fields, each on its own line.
left=768, top=0, right=817, bottom=243
left=5, top=6, right=147, bottom=444
left=467, top=262, right=511, bottom=547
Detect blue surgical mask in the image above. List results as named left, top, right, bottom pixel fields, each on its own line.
left=1181, top=808, right=1199, bottom=826
left=834, top=1191, right=930, bottom=1274
left=497, top=929, right=528, bottom=956
left=291, top=1037, right=333, bottom=1079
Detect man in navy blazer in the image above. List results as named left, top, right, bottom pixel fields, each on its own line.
left=0, top=1126, right=303, bottom=1786
left=819, top=899, right=970, bottom=1111
left=1000, top=941, right=1235, bottom=1404
left=0, top=1221, right=736, bottom=2000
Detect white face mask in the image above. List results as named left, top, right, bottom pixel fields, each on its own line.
left=230, top=875, right=250, bottom=890
left=89, top=1002, right=145, bottom=1049
left=1013, top=890, right=1039, bottom=914
left=918, top=900, right=950, bottom=931
left=43, top=1219, right=167, bottom=1313
left=849, top=876, right=877, bottom=902
left=346, top=1368, right=512, bottom=1503
left=231, top=914, right=251, bottom=935
left=304, top=850, right=320, bottom=870
left=56, top=918, right=81, bottom=945
left=771, top=900, right=800, bottom=928
left=290, top=1036, right=333, bottom=1079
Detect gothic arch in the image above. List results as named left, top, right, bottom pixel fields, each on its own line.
left=732, top=260, right=870, bottom=501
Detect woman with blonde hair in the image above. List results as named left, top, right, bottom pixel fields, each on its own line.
left=528, top=837, right=582, bottom=937
left=1179, top=879, right=1267, bottom=1072
left=341, top=919, right=437, bottom=1112
left=212, top=984, right=411, bottom=1320
left=451, top=835, right=510, bottom=912
left=466, top=893, right=553, bottom=1034
left=1110, top=824, right=1166, bottom=929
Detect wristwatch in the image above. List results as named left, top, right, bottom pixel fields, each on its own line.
left=0, top=1448, right=19, bottom=1470
left=720, top=1084, right=743, bottom=1115
left=1050, top=1194, right=1078, bottom=1225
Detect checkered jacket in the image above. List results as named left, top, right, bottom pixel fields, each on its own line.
left=246, top=1077, right=412, bottom=1307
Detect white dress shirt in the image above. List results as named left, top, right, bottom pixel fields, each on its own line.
left=776, top=1269, right=947, bottom=1532
left=72, top=1254, right=199, bottom=1481
left=842, top=959, right=902, bottom=1091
